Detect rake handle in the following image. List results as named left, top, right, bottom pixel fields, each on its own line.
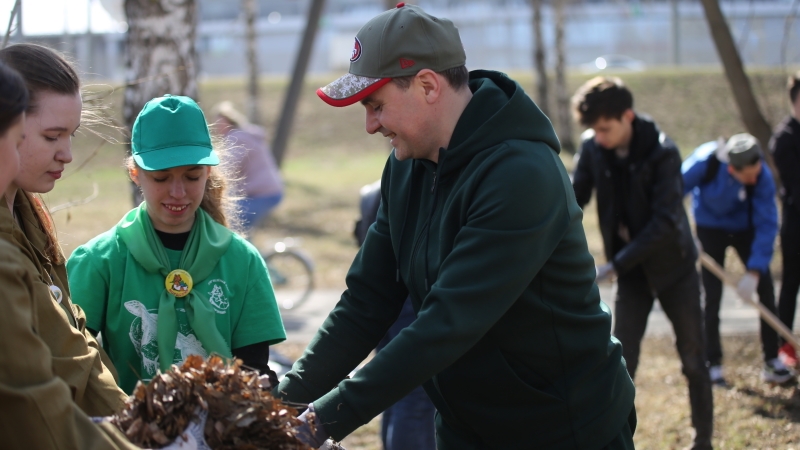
left=699, top=252, right=800, bottom=353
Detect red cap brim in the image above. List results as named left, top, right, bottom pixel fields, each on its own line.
left=317, top=74, right=392, bottom=107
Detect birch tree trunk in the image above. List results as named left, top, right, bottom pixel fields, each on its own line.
left=554, top=0, right=574, bottom=154
left=123, top=0, right=199, bottom=132
left=531, top=0, right=549, bottom=117
left=123, top=0, right=198, bottom=205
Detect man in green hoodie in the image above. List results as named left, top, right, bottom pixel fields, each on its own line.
left=277, top=4, right=636, bottom=449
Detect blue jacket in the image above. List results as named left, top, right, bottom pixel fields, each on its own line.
left=681, top=141, right=778, bottom=273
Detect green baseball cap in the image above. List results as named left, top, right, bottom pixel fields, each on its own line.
left=725, top=133, right=761, bottom=169
left=317, top=2, right=466, bottom=107
left=131, top=95, right=219, bottom=171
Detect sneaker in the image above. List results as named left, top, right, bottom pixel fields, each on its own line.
left=762, top=358, right=794, bottom=384
left=709, top=365, right=727, bottom=386
left=779, top=342, right=798, bottom=368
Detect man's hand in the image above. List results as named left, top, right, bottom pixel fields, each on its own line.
left=595, top=263, right=616, bottom=283
left=737, top=271, right=760, bottom=301
left=295, top=403, right=330, bottom=449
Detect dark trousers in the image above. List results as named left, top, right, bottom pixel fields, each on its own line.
left=377, top=299, right=436, bottom=450
left=613, top=266, right=713, bottom=449
left=779, top=209, right=800, bottom=339
left=697, top=226, right=779, bottom=364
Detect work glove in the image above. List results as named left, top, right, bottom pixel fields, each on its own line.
left=92, top=410, right=209, bottom=450
left=737, top=271, right=760, bottom=301
left=160, top=409, right=210, bottom=450
left=294, top=403, right=347, bottom=449
left=595, top=262, right=616, bottom=283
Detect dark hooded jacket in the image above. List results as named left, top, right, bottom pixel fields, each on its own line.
left=277, top=70, right=635, bottom=449
left=572, top=115, right=698, bottom=291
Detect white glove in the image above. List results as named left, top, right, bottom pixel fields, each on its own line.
left=161, top=409, right=210, bottom=450
left=737, top=272, right=760, bottom=301
left=320, top=440, right=347, bottom=450
left=595, top=263, right=616, bottom=283
left=295, top=403, right=330, bottom=449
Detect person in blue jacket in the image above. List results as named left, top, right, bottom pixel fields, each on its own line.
left=682, top=133, right=792, bottom=385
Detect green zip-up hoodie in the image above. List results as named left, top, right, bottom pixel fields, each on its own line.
left=277, top=70, right=635, bottom=449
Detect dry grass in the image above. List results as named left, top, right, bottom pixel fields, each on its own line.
left=633, top=335, right=800, bottom=450
left=48, top=68, right=800, bottom=449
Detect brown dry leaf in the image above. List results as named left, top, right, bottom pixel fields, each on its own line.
left=110, top=355, right=312, bottom=449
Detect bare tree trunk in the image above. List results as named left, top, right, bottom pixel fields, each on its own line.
left=244, top=0, right=260, bottom=123
left=554, top=0, right=574, bottom=154
left=531, top=0, right=549, bottom=117
left=271, top=0, right=325, bottom=168
left=2, top=0, right=21, bottom=48
left=124, top=0, right=199, bottom=204
left=698, top=0, right=779, bottom=181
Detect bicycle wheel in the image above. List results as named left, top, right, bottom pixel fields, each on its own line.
left=264, top=249, right=314, bottom=310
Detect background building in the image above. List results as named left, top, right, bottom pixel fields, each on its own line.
left=3, top=0, right=799, bottom=80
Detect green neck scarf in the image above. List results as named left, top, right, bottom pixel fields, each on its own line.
left=117, top=202, right=233, bottom=373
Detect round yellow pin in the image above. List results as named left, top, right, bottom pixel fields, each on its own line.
left=165, top=269, right=193, bottom=298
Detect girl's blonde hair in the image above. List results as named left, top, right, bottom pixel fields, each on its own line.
left=126, top=136, right=243, bottom=234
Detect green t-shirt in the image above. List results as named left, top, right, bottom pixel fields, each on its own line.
left=67, top=210, right=286, bottom=394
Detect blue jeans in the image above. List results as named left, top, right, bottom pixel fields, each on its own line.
left=377, top=299, right=436, bottom=450
left=237, top=193, right=283, bottom=230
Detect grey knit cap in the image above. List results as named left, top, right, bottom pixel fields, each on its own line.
left=725, top=133, right=761, bottom=169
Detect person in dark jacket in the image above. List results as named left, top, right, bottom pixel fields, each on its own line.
left=682, top=134, right=790, bottom=385
left=277, top=4, right=636, bottom=449
left=770, top=71, right=800, bottom=369
left=571, top=77, right=713, bottom=450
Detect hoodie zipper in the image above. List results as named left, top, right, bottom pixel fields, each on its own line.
left=409, top=170, right=437, bottom=292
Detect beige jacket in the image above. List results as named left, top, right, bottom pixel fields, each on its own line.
left=0, top=238, right=138, bottom=449
left=0, top=193, right=126, bottom=416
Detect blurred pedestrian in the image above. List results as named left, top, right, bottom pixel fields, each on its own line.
left=211, top=101, right=283, bottom=232
left=276, top=4, right=636, bottom=449
left=0, top=43, right=128, bottom=416
left=68, top=95, right=286, bottom=394
left=682, top=133, right=790, bottom=385
left=770, top=71, right=800, bottom=369
left=572, top=76, right=713, bottom=449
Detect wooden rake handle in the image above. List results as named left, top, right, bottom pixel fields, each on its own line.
left=698, top=252, right=800, bottom=353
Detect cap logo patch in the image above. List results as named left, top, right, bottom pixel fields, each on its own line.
left=351, top=37, right=363, bottom=62
left=399, top=58, right=415, bottom=69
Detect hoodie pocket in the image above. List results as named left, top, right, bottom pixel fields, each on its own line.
left=434, top=345, right=574, bottom=447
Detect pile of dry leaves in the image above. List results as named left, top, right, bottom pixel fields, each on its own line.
left=111, top=355, right=313, bottom=449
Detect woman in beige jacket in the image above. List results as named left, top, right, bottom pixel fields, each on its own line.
left=0, top=43, right=126, bottom=417
left=0, top=59, right=138, bottom=450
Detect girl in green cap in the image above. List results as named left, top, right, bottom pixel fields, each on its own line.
left=68, top=95, right=286, bottom=394
left=0, top=43, right=128, bottom=417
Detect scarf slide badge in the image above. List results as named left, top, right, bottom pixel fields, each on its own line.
left=166, top=269, right=194, bottom=297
